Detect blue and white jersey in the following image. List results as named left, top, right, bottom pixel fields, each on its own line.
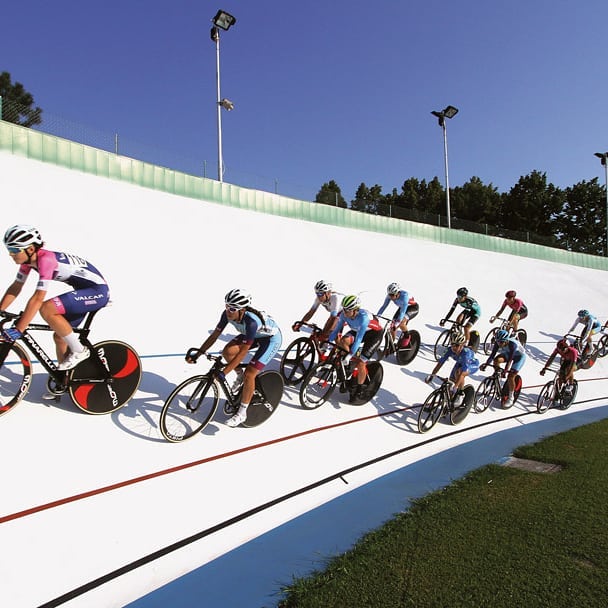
left=377, top=289, right=409, bottom=323
left=439, top=346, right=480, bottom=373
left=329, top=308, right=377, bottom=355
left=488, top=337, right=526, bottom=365
left=216, top=309, right=279, bottom=344
left=568, top=314, right=601, bottom=340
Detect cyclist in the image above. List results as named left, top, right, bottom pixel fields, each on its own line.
left=328, top=294, right=383, bottom=403
left=186, top=289, right=282, bottom=427
left=440, top=287, right=481, bottom=344
left=489, top=290, right=528, bottom=332
left=0, top=224, right=109, bottom=373
left=540, top=338, right=578, bottom=393
left=480, top=328, right=526, bottom=407
left=376, top=282, right=419, bottom=348
left=292, top=280, right=341, bottom=344
left=425, top=330, right=479, bottom=405
left=566, top=309, right=601, bottom=356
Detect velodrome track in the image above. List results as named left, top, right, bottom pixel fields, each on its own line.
left=0, top=151, right=607, bottom=607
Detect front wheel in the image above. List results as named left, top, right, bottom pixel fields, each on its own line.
left=433, top=329, right=451, bottom=361
left=299, top=362, right=338, bottom=409
left=597, top=335, right=608, bottom=358
left=280, top=337, right=317, bottom=386
left=474, top=377, right=497, bottom=413
left=160, top=375, right=219, bottom=442
left=515, top=329, right=527, bottom=348
left=0, top=341, right=32, bottom=417
left=417, top=389, right=445, bottom=433
left=483, top=327, right=498, bottom=356
left=69, top=340, right=142, bottom=414
left=536, top=381, right=555, bottom=414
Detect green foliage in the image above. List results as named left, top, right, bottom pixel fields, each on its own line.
left=0, top=71, right=42, bottom=127
left=315, top=180, right=347, bottom=208
left=351, top=182, right=384, bottom=215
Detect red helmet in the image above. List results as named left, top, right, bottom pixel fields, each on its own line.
left=557, top=338, right=569, bottom=351
left=505, top=290, right=516, bottom=299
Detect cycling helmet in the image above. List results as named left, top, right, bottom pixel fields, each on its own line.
left=556, top=338, right=569, bottom=351
left=505, top=290, right=516, bottom=299
left=578, top=309, right=589, bottom=319
left=495, top=329, right=509, bottom=343
left=4, top=224, right=43, bottom=249
left=341, top=295, right=361, bottom=311
left=456, top=287, right=468, bottom=298
left=224, top=288, right=251, bottom=310
left=387, top=282, right=401, bottom=296
left=451, top=331, right=466, bottom=346
left=314, top=280, right=332, bottom=293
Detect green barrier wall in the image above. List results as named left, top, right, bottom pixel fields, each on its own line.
left=1, top=120, right=606, bottom=271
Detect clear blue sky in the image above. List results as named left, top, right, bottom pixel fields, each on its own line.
left=2, top=0, right=607, bottom=202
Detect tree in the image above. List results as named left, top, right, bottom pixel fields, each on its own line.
left=558, top=178, right=606, bottom=255
left=315, top=180, right=347, bottom=208
left=0, top=71, right=42, bottom=127
left=351, top=183, right=384, bottom=214
left=450, top=176, right=502, bottom=225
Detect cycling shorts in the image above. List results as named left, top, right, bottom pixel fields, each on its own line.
left=227, top=330, right=283, bottom=371
left=344, top=328, right=383, bottom=362
left=51, top=285, right=110, bottom=327
left=461, top=310, right=479, bottom=326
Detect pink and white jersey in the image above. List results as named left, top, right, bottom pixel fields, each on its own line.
left=16, top=249, right=107, bottom=292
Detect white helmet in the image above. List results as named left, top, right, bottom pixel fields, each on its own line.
left=314, top=280, right=332, bottom=293
left=4, top=224, right=43, bottom=249
left=387, top=282, right=401, bottom=296
left=224, top=288, right=251, bottom=310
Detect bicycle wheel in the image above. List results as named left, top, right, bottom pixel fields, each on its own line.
left=280, top=337, right=317, bottom=386
left=433, top=329, right=451, bottom=361
left=396, top=330, right=421, bottom=365
left=474, top=377, right=497, bottom=413
left=468, top=331, right=480, bottom=353
left=349, top=361, right=384, bottom=405
left=501, top=374, right=522, bottom=408
left=536, top=381, right=555, bottom=414
left=160, top=375, right=219, bottom=442
left=450, top=385, right=474, bottom=425
left=0, top=341, right=32, bottom=417
left=299, top=362, right=338, bottom=409
left=597, top=335, right=608, bottom=358
left=483, top=327, right=498, bottom=355
left=418, top=389, right=445, bottom=433
left=242, top=371, right=284, bottom=427
left=516, top=329, right=527, bottom=348
left=69, top=340, right=142, bottom=414
left=559, top=379, right=578, bottom=410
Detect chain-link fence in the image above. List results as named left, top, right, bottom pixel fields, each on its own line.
left=0, top=97, right=571, bottom=252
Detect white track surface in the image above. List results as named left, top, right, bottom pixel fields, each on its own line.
left=1, top=152, right=607, bottom=607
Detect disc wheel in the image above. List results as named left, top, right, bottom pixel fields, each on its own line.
left=450, top=385, right=474, bottom=425
left=160, top=375, right=219, bottom=442
left=559, top=379, right=578, bottom=410
left=396, top=330, right=421, bottom=365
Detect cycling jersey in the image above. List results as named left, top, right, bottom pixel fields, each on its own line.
left=329, top=308, right=381, bottom=356
left=377, top=289, right=412, bottom=323
left=309, top=292, right=341, bottom=317
left=487, top=338, right=526, bottom=372
left=568, top=315, right=601, bottom=342
left=17, top=249, right=107, bottom=291
left=216, top=309, right=279, bottom=342
left=439, top=346, right=480, bottom=375
left=445, top=296, right=481, bottom=322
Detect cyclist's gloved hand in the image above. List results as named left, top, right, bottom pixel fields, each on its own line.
left=2, top=326, right=22, bottom=343
left=489, top=316, right=496, bottom=323
left=439, top=319, right=446, bottom=327
left=539, top=369, right=546, bottom=376
left=185, top=347, right=202, bottom=363
left=425, top=374, right=434, bottom=384
left=292, top=321, right=302, bottom=332
left=480, top=363, right=487, bottom=372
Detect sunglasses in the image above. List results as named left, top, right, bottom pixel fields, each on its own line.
left=225, top=305, right=241, bottom=314
left=316, top=291, right=327, bottom=298
left=7, top=246, right=23, bottom=254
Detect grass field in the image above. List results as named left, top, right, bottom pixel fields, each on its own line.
left=278, top=418, right=608, bottom=607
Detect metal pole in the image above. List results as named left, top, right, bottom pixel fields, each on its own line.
left=604, top=161, right=608, bottom=256
left=214, top=30, right=223, bottom=182
left=442, top=121, right=451, bottom=229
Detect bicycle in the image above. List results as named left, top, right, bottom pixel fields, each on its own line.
left=597, top=323, right=608, bottom=358
left=536, top=368, right=578, bottom=414
left=474, top=367, right=522, bottom=412
left=565, top=333, right=599, bottom=370
left=482, top=317, right=527, bottom=355
left=298, top=342, right=383, bottom=409
left=374, top=315, right=421, bottom=366
left=159, top=351, right=284, bottom=442
left=279, top=322, right=324, bottom=386
left=417, top=376, right=474, bottom=433
left=0, top=309, right=141, bottom=417
left=434, top=319, right=480, bottom=361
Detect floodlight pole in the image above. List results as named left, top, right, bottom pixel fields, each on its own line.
left=595, top=152, right=608, bottom=256
left=431, top=105, right=458, bottom=229
left=212, top=26, right=224, bottom=182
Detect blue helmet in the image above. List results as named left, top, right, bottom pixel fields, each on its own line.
left=578, top=309, right=589, bottom=319
left=495, top=329, right=509, bottom=343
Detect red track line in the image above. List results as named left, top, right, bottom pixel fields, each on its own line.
left=2, top=375, right=607, bottom=525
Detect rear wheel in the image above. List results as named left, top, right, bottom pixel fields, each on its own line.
left=160, top=376, right=219, bottom=442
left=242, top=371, right=284, bottom=427
left=417, top=389, right=445, bottom=433
left=434, top=329, right=451, bottom=361
left=474, top=377, right=497, bottom=413
left=450, top=385, right=474, bottom=425
left=299, top=363, right=338, bottom=409
left=559, top=379, right=578, bottom=410
left=536, top=381, right=555, bottom=414
left=280, top=337, right=317, bottom=386
left=0, top=341, right=32, bottom=417
left=468, top=330, right=480, bottom=353
left=396, top=330, right=421, bottom=365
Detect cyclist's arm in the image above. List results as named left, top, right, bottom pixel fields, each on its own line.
left=566, top=318, right=578, bottom=335
left=494, top=301, right=506, bottom=318
left=300, top=306, right=316, bottom=324
left=193, top=327, right=222, bottom=357
left=377, top=297, right=389, bottom=317
left=14, top=288, right=46, bottom=333
left=542, top=350, right=557, bottom=372
left=321, top=314, right=338, bottom=337
left=444, top=300, right=457, bottom=321
left=0, top=280, right=23, bottom=312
